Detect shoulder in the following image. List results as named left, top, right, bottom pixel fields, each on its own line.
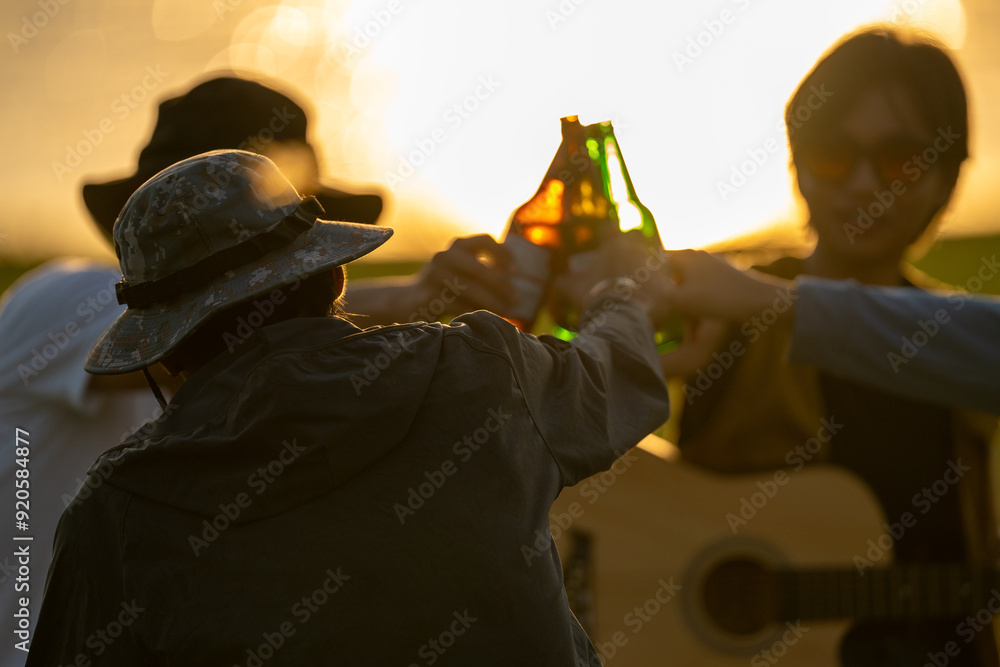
left=443, top=310, right=521, bottom=347
left=440, top=311, right=566, bottom=377
left=901, top=263, right=952, bottom=291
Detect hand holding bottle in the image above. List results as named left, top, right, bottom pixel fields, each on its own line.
left=413, top=234, right=517, bottom=318
left=657, top=250, right=796, bottom=379
left=554, top=231, right=674, bottom=327
left=343, top=234, right=517, bottom=325
left=661, top=250, right=796, bottom=321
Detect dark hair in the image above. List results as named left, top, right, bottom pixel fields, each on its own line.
left=786, top=25, right=969, bottom=188
left=166, top=269, right=344, bottom=370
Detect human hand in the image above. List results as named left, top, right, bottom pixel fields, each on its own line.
left=343, top=234, right=519, bottom=325
left=411, top=234, right=517, bottom=320
left=662, top=250, right=795, bottom=322
left=551, top=231, right=673, bottom=328
left=659, top=317, right=732, bottom=380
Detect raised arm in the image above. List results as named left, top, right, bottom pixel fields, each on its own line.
left=343, top=234, right=517, bottom=325
left=790, top=276, right=1000, bottom=415
left=660, top=250, right=1000, bottom=414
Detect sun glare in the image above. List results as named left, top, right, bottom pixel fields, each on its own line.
left=2, top=0, right=983, bottom=262
left=194, top=0, right=973, bottom=254
left=888, top=0, right=966, bottom=48
left=348, top=0, right=957, bottom=250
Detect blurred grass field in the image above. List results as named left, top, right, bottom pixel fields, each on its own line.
left=909, top=235, right=1000, bottom=294
left=3, top=233, right=1000, bottom=301
left=0, top=257, right=45, bottom=297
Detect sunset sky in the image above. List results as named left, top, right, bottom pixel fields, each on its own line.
left=2, top=0, right=998, bottom=263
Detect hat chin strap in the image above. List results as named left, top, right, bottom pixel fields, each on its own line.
left=142, top=367, right=169, bottom=411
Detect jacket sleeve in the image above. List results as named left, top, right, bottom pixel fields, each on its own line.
left=453, top=298, right=670, bottom=488
left=789, top=276, right=1000, bottom=415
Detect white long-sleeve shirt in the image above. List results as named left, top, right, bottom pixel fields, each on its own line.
left=0, top=260, right=160, bottom=667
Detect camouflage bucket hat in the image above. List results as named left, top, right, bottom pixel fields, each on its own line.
left=84, top=150, right=392, bottom=375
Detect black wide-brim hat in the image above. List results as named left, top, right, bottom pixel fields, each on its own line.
left=82, top=75, right=383, bottom=236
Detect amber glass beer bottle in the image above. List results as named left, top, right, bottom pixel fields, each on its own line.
left=545, top=119, right=675, bottom=344
left=502, top=116, right=617, bottom=331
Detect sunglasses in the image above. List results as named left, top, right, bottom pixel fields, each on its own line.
left=797, top=137, right=924, bottom=184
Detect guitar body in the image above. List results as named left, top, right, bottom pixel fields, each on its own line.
left=551, top=442, right=890, bottom=666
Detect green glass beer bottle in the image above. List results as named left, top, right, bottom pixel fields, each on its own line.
left=596, top=121, right=681, bottom=351
left=598, top=121, right=661, bottom=246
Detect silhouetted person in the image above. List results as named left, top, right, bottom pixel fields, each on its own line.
left=669, top=26, right=997, bottom=666
left=0, top=260, right=167, bottom=667
left=82, top=74, right=517, bottom=327
left=26, top=150, right=672, bottom=665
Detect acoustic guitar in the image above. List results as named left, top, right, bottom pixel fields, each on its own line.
left=550, top=439, right=996, bottom=666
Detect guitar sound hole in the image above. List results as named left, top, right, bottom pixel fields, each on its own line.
left=701, top=558, right=779, bottom=636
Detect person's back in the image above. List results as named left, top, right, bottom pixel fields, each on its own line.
left=26, top=150, right=671, bottom=665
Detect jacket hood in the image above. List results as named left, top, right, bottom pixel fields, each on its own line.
left=88, top=317, right=443, bottom=523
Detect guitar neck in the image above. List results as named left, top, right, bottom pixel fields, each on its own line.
left=778, top=565, right=1000, bottom=622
